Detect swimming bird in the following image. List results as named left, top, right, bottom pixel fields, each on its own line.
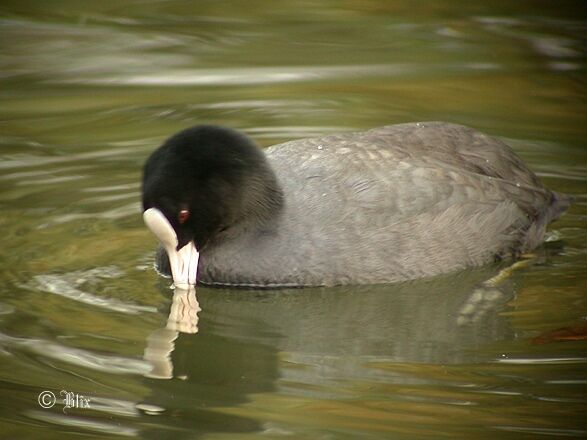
left=141, top=122, right=571, bottom=288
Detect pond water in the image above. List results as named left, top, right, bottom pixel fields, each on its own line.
left=1, top=1, right=586, bottom=439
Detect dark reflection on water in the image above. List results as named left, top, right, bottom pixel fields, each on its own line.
left=134, top=267, right=516, bottom=438
left=197, top=267, right=515, bottom=368
left=1, top=0, right=586, bottom=438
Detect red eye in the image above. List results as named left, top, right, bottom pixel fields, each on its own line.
left=178, top=209, right=190, bottom=224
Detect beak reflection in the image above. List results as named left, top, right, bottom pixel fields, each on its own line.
left=143, top=286, right=201, bottom=379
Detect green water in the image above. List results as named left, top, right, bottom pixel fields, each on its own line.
left=1, top=1, right=586, bottom=439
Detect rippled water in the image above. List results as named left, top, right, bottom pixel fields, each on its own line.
left=1, top=1, right=586, bottom=439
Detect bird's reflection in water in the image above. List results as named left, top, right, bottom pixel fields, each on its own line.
left=141, top=258, right=534, bottom=382
left=144, top=287, right=200, bottom=379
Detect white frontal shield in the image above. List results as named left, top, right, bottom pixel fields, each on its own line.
left=143, top=208, right=199, bottom=289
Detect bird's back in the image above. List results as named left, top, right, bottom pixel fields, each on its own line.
left=198, top=122, right=570, bottom=287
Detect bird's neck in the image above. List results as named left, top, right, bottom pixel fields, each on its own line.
left=242, top=165, right=284, bottom=229
left=206, top=165, right=284, bottom=250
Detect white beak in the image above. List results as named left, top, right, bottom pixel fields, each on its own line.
left=143, top=208, right=199, bottom=289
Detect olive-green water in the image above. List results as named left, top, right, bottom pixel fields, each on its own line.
left=1, top=1, right=586, bottom=439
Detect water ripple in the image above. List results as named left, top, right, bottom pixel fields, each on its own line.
left=38, top=201, right=141, bottom=228
left=26, top=410, right=138, bottom=436
left=30, top=266, right=156, bottom=315
left=494, top=425, right=587, bottom=437
left=53, top=62, right=501, bottom=87
left=0, top=146, right=148, bottom=170
left=495, top=357, right=587, bottom=365
left=88, top=396, right=141, bottom=417
left=0, top=332, right=151, bottom=375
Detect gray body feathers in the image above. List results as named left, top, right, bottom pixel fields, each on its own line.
left=182, top=122, right=570, bottom=287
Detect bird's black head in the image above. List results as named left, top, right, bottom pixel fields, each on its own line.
left=142, top=125, right=282, bottom=252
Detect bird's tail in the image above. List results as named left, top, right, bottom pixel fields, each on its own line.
left=547, top=191, right=573, bottom=224
left=522, top=190, right=572, bottom=252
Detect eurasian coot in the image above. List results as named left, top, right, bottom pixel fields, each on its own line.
left=142, top=122, right=570, bottom=288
